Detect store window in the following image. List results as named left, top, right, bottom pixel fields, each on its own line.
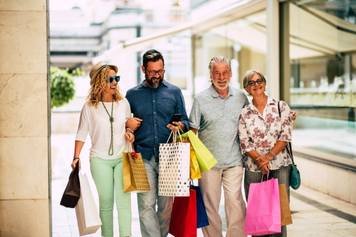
left=289, top=2, right=356, bottom=158
left=192, top=10, right=267, bottom=94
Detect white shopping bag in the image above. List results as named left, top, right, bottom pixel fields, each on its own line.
left=158, top=131, right=190, bottom=197
left=75, top=171, right=101, bottom=236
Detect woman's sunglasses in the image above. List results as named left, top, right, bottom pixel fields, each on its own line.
left=107, top=76, right=120, bottom=83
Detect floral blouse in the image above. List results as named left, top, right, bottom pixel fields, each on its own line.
left=238, top=97, right=296, bottom=172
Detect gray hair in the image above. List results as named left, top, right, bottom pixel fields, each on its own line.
left=208, top=56, right=231, bottom=73
left=242, top=69, right=266, bottom=88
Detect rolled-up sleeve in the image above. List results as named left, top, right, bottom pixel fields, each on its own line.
left=189, top=98, right=201, bottom=130
left=278, top=101, right=296, bottom=142
left=238, top=113, right=255, bottom=153
left=75, top=104, right=89, bottom=142
left=176, top=90, right=190, bottom=131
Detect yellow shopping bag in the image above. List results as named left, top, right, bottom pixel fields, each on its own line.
left=181, top=130, right=217, bottom=172
left=122, top=150, right=150, bottom=193
left=190, top=148, right=201, bottom=179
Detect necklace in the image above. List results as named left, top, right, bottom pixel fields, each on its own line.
left=101, top=101, right=114, bottom=155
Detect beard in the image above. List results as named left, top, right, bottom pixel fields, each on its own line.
left=145, top=75, right=163, bottom=88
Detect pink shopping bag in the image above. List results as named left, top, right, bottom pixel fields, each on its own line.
left=244, top=178, right=281, bottom=236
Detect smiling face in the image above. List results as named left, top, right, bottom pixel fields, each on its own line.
left=142, top=59, right=165, bottom=88
left=210, top=63, right=231, bottom=93
left=103, top=69, right=118, bottom=97
left=245, top=72, right=266, bottom=97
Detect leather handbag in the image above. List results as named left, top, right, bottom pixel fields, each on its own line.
left=60, top=164, right=80, bottom=208
left=278, top=101, right=301, bottom=190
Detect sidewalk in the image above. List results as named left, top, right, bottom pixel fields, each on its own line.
left=51, top=134, right=356, bottom=237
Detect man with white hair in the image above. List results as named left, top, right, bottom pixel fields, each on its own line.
left=189, top=56, right=248, bottom=237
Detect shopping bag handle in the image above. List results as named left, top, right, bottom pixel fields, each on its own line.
left=165, top=130, right=183, bottom=143
left=261, top=172, right=270, bottom=182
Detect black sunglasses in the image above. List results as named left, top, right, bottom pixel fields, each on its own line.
left=107, top=75, right=120, bottom=83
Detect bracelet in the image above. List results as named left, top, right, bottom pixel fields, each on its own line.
left=73, top=157, right=80, bottom=160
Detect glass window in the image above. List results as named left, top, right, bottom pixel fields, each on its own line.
left=289, top=2, right=356, bottom=159
left=192, top=10, right=267, bottom=94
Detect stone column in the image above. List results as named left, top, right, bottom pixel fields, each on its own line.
left=0, top=0, right=50, bottom=236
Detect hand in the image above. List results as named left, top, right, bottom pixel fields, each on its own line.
left=71, top=158, right=79, bottom=169
left=260, top=163, right=270, bottom=174
left=166, top=121, right=184, bottom=132
left=126, top=117, right=142, bottom=131
left=125, top=131, right=135, bottom=143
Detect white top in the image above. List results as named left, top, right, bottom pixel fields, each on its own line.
left=76, top=99, right=131, bottom=160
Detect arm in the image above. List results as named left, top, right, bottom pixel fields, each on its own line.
left=72, top=104, right=89, bottom=168
left=71, top=140, right=84, bottom=169
left=167, top=89, right=189, bottom=132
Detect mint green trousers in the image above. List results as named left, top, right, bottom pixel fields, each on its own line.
left=90, top=156, right=131, bottom=237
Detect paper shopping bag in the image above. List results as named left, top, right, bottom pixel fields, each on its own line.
left=181, top=131, right=217, bottom=172
left=169, top=188, right=197, bottom=237
left=122, top=151, right=150, bottom=192
left=279, top=184, right=292, bottom=225
left=75, top=171, right=101, bottom=236
left=159, top=139, right=190, bottom=197
left=191, top=185, right=209, bottom=228
left=244, top=178, right=281, bottom=236
left=190, top=148, right=201, bottom=180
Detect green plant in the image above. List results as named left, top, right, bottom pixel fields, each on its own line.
left=50, top=66, right=81, bottom=108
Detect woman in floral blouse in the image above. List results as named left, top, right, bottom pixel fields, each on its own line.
left=238, top=70, right=296, bottom=237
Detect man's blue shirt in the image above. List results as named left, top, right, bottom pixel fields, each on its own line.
left=126, top=80, right=189, bottom=161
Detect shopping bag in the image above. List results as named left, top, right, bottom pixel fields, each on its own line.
left=191, top=186, right=209, bottom=228
left=122, top=145, right=150, bottom=192
left=190, top=148, right=201, bottom=180
left=181, top=130, right=217, bottom=172
left=75, top=171, right=101, bottom=236
left=169, top=188, right=197, bottom=237
left=244, top=178, right=281, bottom=236
left=159, top=132, right=190, bottom=197
left=279, top=184, right=292, bottom=225
left=60, top=164, right=80, bottom=208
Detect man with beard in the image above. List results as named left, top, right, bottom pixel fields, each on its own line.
left=126, top=49, right=189, bottom=237
left=189, top=56, right=248, bottom=237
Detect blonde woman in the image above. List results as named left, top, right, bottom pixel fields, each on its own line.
left=71, top=63, right=134, bottom=237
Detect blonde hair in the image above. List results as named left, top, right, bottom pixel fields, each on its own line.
left=87, top=65, right=123, bottom=106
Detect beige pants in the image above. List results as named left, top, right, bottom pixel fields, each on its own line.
left=199, top=166, right=246, bottom=237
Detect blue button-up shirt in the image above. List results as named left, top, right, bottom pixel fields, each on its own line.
left=126, top=80, right=189, bottom=161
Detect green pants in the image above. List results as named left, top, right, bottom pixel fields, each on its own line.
left=90, top=156, right=131, bottom=237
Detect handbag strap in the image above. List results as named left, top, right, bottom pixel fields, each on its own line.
left=277, top=101, right=295, bottom=165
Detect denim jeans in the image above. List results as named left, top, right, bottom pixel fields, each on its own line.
left=137, top=157, right=173, bottom=237
left=244, top=165, right=291, bottom=237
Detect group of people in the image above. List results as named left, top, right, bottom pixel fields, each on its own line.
left=70, top=49, right=296, bottom=237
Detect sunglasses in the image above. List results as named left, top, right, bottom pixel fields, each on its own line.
left=107, top=75, right=120, bottom=83
left=247, top=79, right=264, bottom=87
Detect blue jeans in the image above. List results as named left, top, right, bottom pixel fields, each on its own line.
left=137, top=157, right=173, bottom=237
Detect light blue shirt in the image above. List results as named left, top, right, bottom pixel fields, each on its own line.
left=189, top=86, right=248, bottom=168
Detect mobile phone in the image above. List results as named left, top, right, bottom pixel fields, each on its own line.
left=170, top=113, right=182, bottom=123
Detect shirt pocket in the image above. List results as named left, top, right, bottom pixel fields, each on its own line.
left=157, top=97, right=176, bottom=115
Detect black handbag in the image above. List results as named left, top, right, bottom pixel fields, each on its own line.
left=278, top=101, right=301, bottom=190
left=60, top=164, right=80, bottom=208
